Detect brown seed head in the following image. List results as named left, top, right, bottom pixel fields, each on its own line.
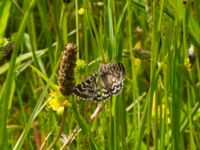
left=58, top=43, right=78, bottom=95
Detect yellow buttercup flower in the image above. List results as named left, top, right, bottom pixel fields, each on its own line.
left=47, top=86, right=70, bottom=115
left=78, top=8, right=84, bottom=15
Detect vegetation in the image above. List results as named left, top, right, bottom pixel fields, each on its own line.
left=0, top=0, right=200, bottom=149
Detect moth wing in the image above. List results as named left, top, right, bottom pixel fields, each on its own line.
left=99, top=62, right=125, bottom=95
left=73, top=62, right=126, bottom=101
left=73, top=73, right=98, bottom=100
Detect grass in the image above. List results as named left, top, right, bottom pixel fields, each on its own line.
left=0, top=0, right=200, bottom=149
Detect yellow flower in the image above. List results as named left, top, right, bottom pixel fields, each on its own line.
left=75, top=59, right=86, bottom=72
left=47, top=86, right=70, bottom=115
left=78, top=8, right=84, bottom=15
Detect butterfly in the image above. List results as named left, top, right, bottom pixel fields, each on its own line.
left=73, top=62, right=126, bottom=101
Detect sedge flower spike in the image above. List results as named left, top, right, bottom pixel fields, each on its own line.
left=58, top=43, right=78, bottom=96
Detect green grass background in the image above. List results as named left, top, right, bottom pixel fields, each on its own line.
left=0, top=0, right=200, bottom=149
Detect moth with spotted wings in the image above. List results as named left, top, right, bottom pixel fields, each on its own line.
left=73, top=62, right=126, bottom=101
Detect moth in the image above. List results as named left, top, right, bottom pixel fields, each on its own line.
left=73, top=62, right=126, bottom=101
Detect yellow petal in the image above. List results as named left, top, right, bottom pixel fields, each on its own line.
left=78, top=8, right=84, bottom=15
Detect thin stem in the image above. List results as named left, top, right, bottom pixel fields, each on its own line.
left=60, top=101, right=107, bottom=149
left=46, top=108, right=67, bottom=150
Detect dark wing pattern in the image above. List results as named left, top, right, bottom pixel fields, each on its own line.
left=73, top=62, right=126, bottom=101
left=73, top=72, right=99, bottom=100
left=99, top=62, right=126, bottom=95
